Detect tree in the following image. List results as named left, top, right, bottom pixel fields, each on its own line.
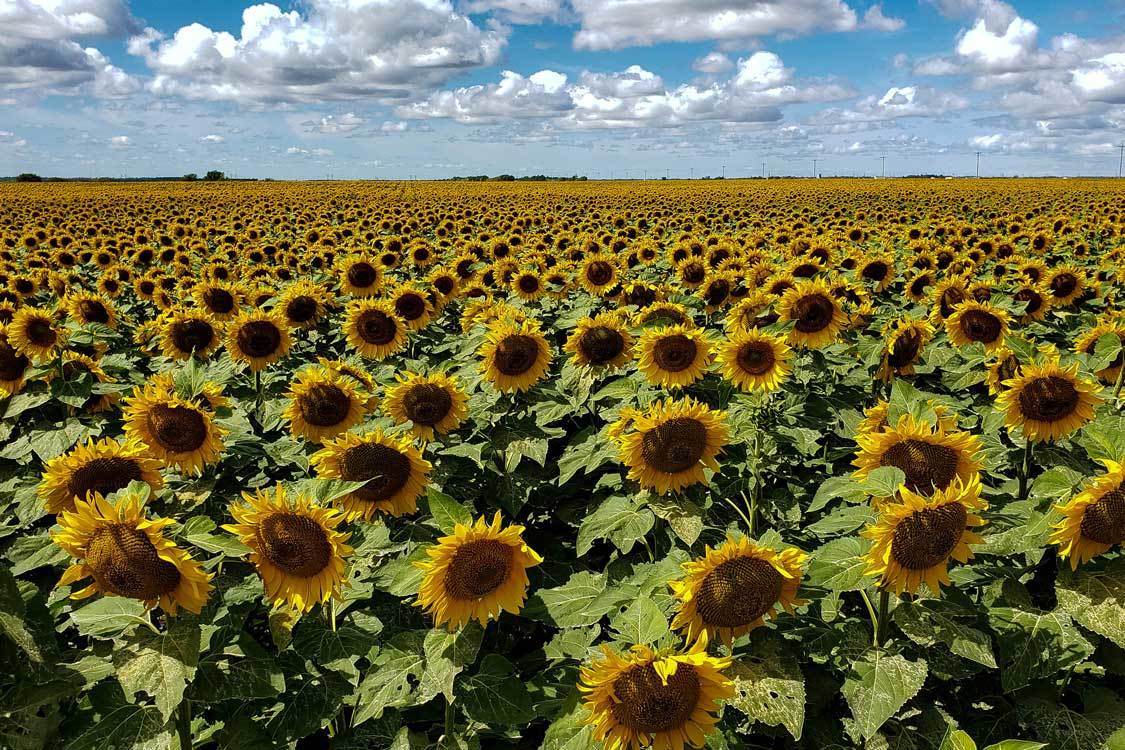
left=182, top=173, right=198, bottom=181
left=204, top=170, right=225, bottom=181
left=15, top=173, right=42, bottom=182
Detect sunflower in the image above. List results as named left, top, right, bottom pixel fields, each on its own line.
left=636, top=324, right=712, bottom=389
left=777, top=278, right=847, bottom=349
left=284, top=366, right=367, bottom=444
left=724, top=292, right=776, bottom=335
left=565, top=313, right=634, bottom=370
left=225, top=311, right=292, bottom=371
left=669, top=536, right=806, bottom=645
left=415, top=512, right=542, bottom=630
left=310, top=429, right=430, bottom=520
left=344, top=298, right=407, bottom=360
left=511, top=269, right=544, bottom=301
left=615, top=398, right=728, bottom=494
left=39, top=437, right=164, bottom=515
left=862, top=475, right=986, bottom=595
left=8, top=306, right=63, bottom=361
left=389, top=284, right=434, bottom=331
left=338, top=254, right=383, bottom=297
left=222, top=485, right=353, bottom=613
left=64, top=292, right=117, bottom=329
left=878, top=317, right=934, bottom=381
left=578, top=253, right=619, bottom=295
left=858, top=399, right=959, bottom=436
left=929, top=276, right=968, bottom=322
left=857, top=254, right=895, bottom=292
left=149, top=371, right=231, bottom=413
left=479, top=320, right=553, bottom=393
left=1012, top=282, right=1051, bottom=323
left=192, top=281, right=242, bottom=322
left=0, top=325, right=31, bottom=396
left=945, top=300, right=1010, bottom=352
left=579, top=633, right=733, bottom=750
left=1045, top=265, right=1085, bottom=306
left=384, top=371, right=469, bottom=441
left=122, top=383, right=226, bottom=475
left=277, top=281, right=329, bottom=329
left=1050, top=458, right=1125, bottom=570
left=985, top=345, right=1023, bottom=396
left=636, top=302, right=694, bottom=330
left=996, top=358, right=1102, bottom=443
left=52, top=490, right=211, bottom=615
left=159, top=309, right=222, bottom=360
left=854, top=414, right=982, bottom=496
left=718, top=330, right=791, bottom=392
left=1075, top=322, right=1125, bottom=384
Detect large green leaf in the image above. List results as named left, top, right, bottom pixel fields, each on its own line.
left=725, top=632, right=806, bottom=740
left=1056, top=557, right=1125, bottom=648
left=113, top=618, right=201, bottom=721
left=841, top=651, right=928, bottom=739
left=576, top=495, right=654, bottom=556
left=461, top=654, right=535, bottom=726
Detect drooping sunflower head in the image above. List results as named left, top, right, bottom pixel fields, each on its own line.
left=724, top=291, right=777, bottom=335
left=284, top=365, right=367, bottom=444
left=670, top=536, right=807, bottom=645
left=565, top=312, right=635, bottom=370
left=616, top=397, right=729, bottom=495
left=344, top=298, right=408, bottom=360
left=854, top=413, right=983, bottom=497
left=222, top=484, right=353, bottom=613
left=778, top=278, right=847, bottom=349
left=929, top=276, right=968, bottom=322
left=52, top=490, right=212, bottom=615
left=310, top=429, right=431, bottom=520
left=985, top=345, right=1023, bottom=396
left=384, top=371, right=469, bottom=440
left=945, top=300, right=1010, bottom=352
left=1050, top=458, right=1125, bottom=570
left=415, top=512, right=542, bottom=630
left=0, top=324, right=31, bottom=396
left=636, top=324, right=713, bottom=389
left=1012, top=282, right=1051, bottom=323
left=635, top=301, right=694, bottom=330
left=718, top=330, right=791, bottom=393
left=8, top=306, right=64, bottom=361
left=996, top=357, right=1102, bottom=443
left=877, top=316, right=935, bottom=381
left=39, top=437, right=164, bottom=515
left=64, top=291, right=117, bottom=329
left=479, top=319, right=553, bottom=393
left=862, top=475, right=986, bottom=595
left=579, top=634, right=733, bottom=750
left=122, top=382, right=226, bottom=475
left=225, top=311, right=292, bottom=371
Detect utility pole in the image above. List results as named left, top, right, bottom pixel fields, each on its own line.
left=722, top=164, right=726, bottom=179
left=976, top=151, right=981, bottom=178
left=666, top=168, right=670, bottom=180
left=690, top=167, right=694, bottom=180
left=813, top=158, right=818, bottom=178
left=761, top=162, right=766, bottom=179
left=1118, top=143, right=1124, bottom=178
left=880, top=155, right=886, bottom=178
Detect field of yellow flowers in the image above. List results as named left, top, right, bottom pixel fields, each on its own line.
left=0, top=178, right=1123, bottom=750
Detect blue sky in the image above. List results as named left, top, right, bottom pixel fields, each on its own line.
left=1, top=0, right=1123, bottom=178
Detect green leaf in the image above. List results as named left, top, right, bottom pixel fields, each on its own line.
left=0, top=568, right=43, bottom=662
left=647, top=495, right=704, bottom=546
left=893, top=600, right=997, bottom=668
left=525, top=571, right=620, bottom=629
left=461, top=654, right=535, bottom=726
left=8, top=533, right=69, bottom=576
left=181, top=529, right=251, bottom=558
left=576, top=495, right=654, bottom=556
left=417, top=622, right=483, bottom=702
left=609, top=597, right=668, bottom=645
left=63, top=683, right=173, bottom=750
left=725, top=632, right=806, bottom=740
left=988, top=607, right=1094, bottom=692
left=860, top=466, right=907, bottom=498
left=266, top=668, right=351, bottom=743
left=292, top=611, right=383, bottom=678
left=426, top=487, right=473, bottom=534
left=1079, top=415, right=1125, bottom=464
left=544, top=627, right=600, bottom=662
left=113, top=618, right=201, bottom=721
left=809, top=475, right=866, bottom=512
left=69, top=597, right=149, bottom=639
left=806, top=537, right=873, bottom=592
left=981, top=742, right=1047, bottom=750
left=1091, top=332, right=1124, bottom=371
left=352, top=632, right=426, bottom=727
left=841, top=651, right=928, bottom=739
left=1056, top=557, right=1125, bottom=648
left=541, top=688, right=595, bottom=750
left=939, top=729, right=976, bottom=750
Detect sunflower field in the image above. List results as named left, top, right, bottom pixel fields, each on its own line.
left=1, top=178, right=1124, bottom=750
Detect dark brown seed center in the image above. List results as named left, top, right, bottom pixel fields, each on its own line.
left=146, top=403, right=208, bottom=453
left=443, top=539, right=513, bottom=600
left=348, top=262, right=378, bottom=288
left=737, top=340, right=775, bottom=375
left=86, top=524, right=181, bottom=600
left=237, top=321, right=282, bottom=358
left=887, top=330, right=923, bottom=369
left=579, top=326, right=625, bottom=365
left=793, top=293, right=835, bottom=333
left=640, top=417, right=707, bottom=474
left=1080, top=485, right=1125, bottom=545
left=394, top=293, right=426, bottom=321
left=298, top=383, right=352, bottom=427
left=494, top=334, right=539, bottom=376
left=653, top=334, right=698, bottom=373
left=256, top=512, right=332, bottom=578
left=171, top=319, right=216, bottom=354
left=586, top=261, right=614, bottom=286
left=879, top=439, right=960, bottom=493
left=611, top=663, right=701, bottom=734
left=1014, top=288, right=1043, bottom=315
left=891, top=502, right=967, bottom=570
left=68, top=457, right=143, bottom=504
left=357, top=310, right=397, bottom=345
left=402, top=383, right=453, bottom=426
left=28, top=318, right=57, bottom=346
left=339, top=443, right=412, bottom=503
left=862, top=261, right=889, bottom=281
left=0, top=339, right=29, bottom=381
left=1049, top=273, right=1077, bottom=298
left=695, top=556, right=783, bottom=627
left=203, top=288, right=235, bottom=314
left=78, top=300, right=110, bottom=324
left=286, top=296, right=318, bottom=323
left=960, top=309, right=1002, bottom=344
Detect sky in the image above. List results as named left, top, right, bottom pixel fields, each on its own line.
left=0, top=0, right=1123, bottom=179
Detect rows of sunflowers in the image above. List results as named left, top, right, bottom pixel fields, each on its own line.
left=0, top=178, right=1123, bottom=750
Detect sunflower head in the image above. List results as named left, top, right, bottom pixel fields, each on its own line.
left=778, top=278, right=846, bottom=349
left=862, top=475, right=986, bottom=595
left=996, top=357, right=1102, bottom=442
left=339, top=254, right=383, bottom=297
left=1050, top=458, right=1125, bottom=569
left=39, top=437, right=164, bottom=515
left=278, top=280, right=329, bottom=328
left=578, top=253, right=619, bottom=295
left=616, top=397, right=729, bottom=495
left=0, top=325, right=31, bottom=396
left=670, top=536, right=807, bottom=644
left=479, top=319, right=553, bottom=393
left=1075, top=322, right=1125, bottom=384
left=65, top=292, right=117, bottom=329
left=579, top=634, right=733, bottom=750
left=222, top=484, right=353, bottom=613
left=945, top=301, right=1010, bottom=352
left=415, top=512, right=542, bottom=630
left=636, top=324, right=712, bottom=389
left=284, top=366, right=367, bottom=444
left=123, top=381, right=226, bottom=475
left=310, top=429, right=431, bottom=520
left=854, top=413, right=982, bottom=497
left=878, top=317, right=934, bottom=381
left=9, top=306, right=64, bottom=361
left=344, top=298, right=408, bottom=360
left=52, top=490, right=212, bottom=615
left=384, top=371, right=469, bottom=440
left=718, top=330, right=791, bottom=392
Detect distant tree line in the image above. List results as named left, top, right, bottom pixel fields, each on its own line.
left=447, top=174, right=588, bottom=182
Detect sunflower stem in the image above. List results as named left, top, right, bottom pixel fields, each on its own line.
left=859, top=589, right=878, bottom=643
left=175, top=698, right=191, bottom=749
left=443, top=695, right=456, bottom=749
left=1017, top=439, right=1033, bottom=502
left=724, top=495, right=755, bottom=532
left=748, top=428, right=764, bottom=537
left=1113, top=359, right=1125, bottom=403
left=875, top=589, right=891, bottom=648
